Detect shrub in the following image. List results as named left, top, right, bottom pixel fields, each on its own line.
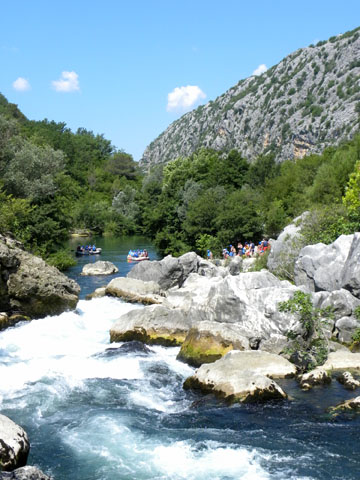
left=46, top=249, right=76, bottom=271
left=278, top=291, right=333, bottom=370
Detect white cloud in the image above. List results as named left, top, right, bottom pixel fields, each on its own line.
left=12, top=77, right=30, bottom=91
left=167, top=85, right=206, bottom=111
left=252, top=64, right=267, bottom=76
left=52, top=71, right=80, bottom=92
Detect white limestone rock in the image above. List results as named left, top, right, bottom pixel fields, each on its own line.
left=81, top=261, right=118, bottom=276
left=299, top=368, right=331, bottom=390
left=0, top=415, right=29, bottom=472
left=183, top=350, right=295, bottom=403
left=105, top=277, right=165, bottom=305
left=110, top=305, right=194, bottom=346
left=322, top=350, right=360, bottom=370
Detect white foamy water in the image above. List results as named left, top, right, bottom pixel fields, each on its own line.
left=0, top=296, right=301, bottom=479
left=0, top=298, right=143, bottom=395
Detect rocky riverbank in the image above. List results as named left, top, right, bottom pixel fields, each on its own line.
left=104, top=220, right=360, bottom=405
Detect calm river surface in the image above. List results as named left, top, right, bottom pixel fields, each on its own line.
left=0, top=236, right=360, bottom=479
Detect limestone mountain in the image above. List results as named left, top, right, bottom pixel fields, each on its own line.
left=140, top=27, right=360, bottom=170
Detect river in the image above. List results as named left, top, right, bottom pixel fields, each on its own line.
left=0, top=236, right=360, bottom=479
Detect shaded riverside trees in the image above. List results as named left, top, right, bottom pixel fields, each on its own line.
left=141, top=148, right=257, bottom=255
left=0, top=93, right=141, bottom=267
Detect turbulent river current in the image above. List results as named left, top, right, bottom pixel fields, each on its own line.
left=1, top=237, right=360, bottom=479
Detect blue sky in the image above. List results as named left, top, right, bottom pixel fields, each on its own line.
left=1, top=1, right=359, bottom=160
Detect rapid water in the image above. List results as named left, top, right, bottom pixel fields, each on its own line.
left=1, top=238, right=360, bottom=479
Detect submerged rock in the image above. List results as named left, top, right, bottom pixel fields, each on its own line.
left=328, top=396, right=360, bottom=414
left=81, top=261, right=118, bottom=276
left=0, top=415, right=29, bottom=472
left=183, top=350, right=295, bottom=403
left=100, top=341, right=153, bottom=357
left=0, top=466, right=52, bottom=479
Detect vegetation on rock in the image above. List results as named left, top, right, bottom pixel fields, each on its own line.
left=278, top=291, right=334, bottom=371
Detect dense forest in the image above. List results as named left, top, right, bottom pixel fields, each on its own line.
left=1, top=92, right=360, bottom=269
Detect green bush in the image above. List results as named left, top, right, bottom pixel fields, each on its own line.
left=278, top=291, right=334, bottom=370
left=46, top=249, right=77, bottom=271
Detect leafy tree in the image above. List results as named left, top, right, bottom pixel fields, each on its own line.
left=264, top=199, right=288, bottom=238
left=215, top=188, right=263, bottom=244
left=112, top=185, right=139, bottom=220
left=245, top=153, right=279, bottom=188
left=106, top=151, right=138, bottom=180
left=3, top=140, right=65, bottom=201
left=343, top=161, right=360, bottom=216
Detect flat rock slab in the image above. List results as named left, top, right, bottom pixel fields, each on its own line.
left=105, top=277, right=164, bottom=305
left=0, top=415, right=29, bottom=472
left=110, top=305, right=193, bottom=346
left=322, top=351, right=360, bottom=370
left=184, top=350, right=295, bottom=403
left=81, top=261, right=119, bottom=276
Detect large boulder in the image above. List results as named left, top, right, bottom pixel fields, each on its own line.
left=164, top=273, right=223, bottom=311
left=110, top=305, right=194, bottom=346
left=105, top=277, right=164, bottom=305
left=0, top=415, right=29, bottom=472
left=0, top=466, right=52, bottom=479
left=313, top=289, right=360, bottom=320
left=127, top=252, right=199, bottom=290
left=81, top=261, right=118, bottom=276
left=190, top=272, right=304, bottom=342
left=335, top=316, right=360, bottom=343
left=294, top=235, right=353, bottom=292
left=0, top=234, right=80, bottom=320
left=341, top=233, right=360, bottom=298
left=184, top=350, right=295, bottom=403
left=177, top=321, right=250, bottom=367
left=267, top=212, right=308, bottom=281
left=164, top=271, right=305, bottom=354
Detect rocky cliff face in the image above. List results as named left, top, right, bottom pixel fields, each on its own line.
left=140, top=27, right=360, bottom=170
